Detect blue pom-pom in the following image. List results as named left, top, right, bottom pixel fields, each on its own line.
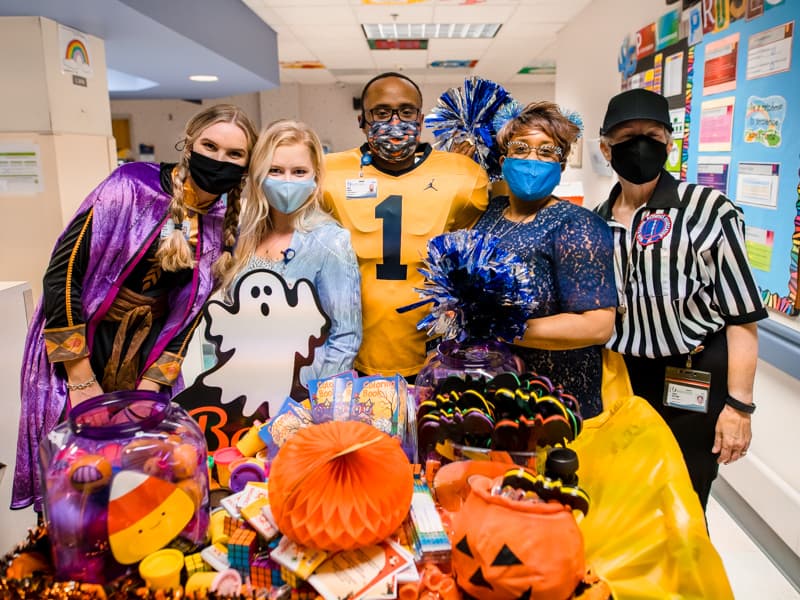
left=491, top=99, right=523, bottom=135
left=424, top=77, right=519, bottom=181
left=561, top=109, right=584, bottom=139
left=406, top=230, right=537, bottom=342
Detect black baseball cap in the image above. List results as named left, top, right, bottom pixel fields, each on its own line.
left=600, top=88, right=673, bottom=135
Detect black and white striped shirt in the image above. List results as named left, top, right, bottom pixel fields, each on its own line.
left=595, top=170, right=767, bottom=358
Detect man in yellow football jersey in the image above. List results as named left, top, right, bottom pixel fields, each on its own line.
left=323, top=72, right=489, bottom=379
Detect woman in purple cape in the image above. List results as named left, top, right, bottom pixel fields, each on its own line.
left=13, top=104, right=258, bottom=510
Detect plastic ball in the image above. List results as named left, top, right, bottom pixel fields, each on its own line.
left=121, top=437, right=170, bottom=470
left=170, top=443, right=199, bottom=479
left=68, top=454, right=112, bottom=493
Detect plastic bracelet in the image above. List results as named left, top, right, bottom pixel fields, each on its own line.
left=66, top=375, right=97, bottom=391
left=724, top=395, right=756, bottom=415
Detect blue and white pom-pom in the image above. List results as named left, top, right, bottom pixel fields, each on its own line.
left=424, top=77, right=520, bottom=181
left=405, top=230, right=537, bottom=342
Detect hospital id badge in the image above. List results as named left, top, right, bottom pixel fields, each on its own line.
left=663, top=366, right=711, bottom=413
left=346, top=178, right=378, bottom=199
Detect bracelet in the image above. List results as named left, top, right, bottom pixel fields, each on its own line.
left=66, top=375, right=97, bottom=391
left=724, top=395, right=756, bottom=415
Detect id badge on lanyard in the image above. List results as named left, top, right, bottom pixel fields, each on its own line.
left=663, top=347, right=711, bottom=413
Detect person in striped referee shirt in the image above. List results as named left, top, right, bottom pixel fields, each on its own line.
left=595, top=88, right=768, bottom=510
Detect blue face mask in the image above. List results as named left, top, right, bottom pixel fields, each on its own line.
left=501, top=157, right=562, bottom=202
left=261, top=178, right=316, bottom=214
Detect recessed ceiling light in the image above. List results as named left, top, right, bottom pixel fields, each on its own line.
left=189, top=75, right=219, bottom=82
left=362, top=23, right=501, bottom=40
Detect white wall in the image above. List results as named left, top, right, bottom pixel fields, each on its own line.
left=110, top=92, right=262, bottom=163
left=556, top=0, right=800, bottom=559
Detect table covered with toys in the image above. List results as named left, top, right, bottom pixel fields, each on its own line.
left=3, top=218, right=735, bottom=599
left=1, top=349, right=733, bottom=600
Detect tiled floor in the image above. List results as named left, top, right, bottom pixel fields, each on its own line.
left=707, top=496, right=800, bottom=599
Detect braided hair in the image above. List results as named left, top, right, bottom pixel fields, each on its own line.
left=156, top=104, right=257, bottom=278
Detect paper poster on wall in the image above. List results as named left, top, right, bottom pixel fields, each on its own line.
left=666, top=138, right=684, bottom=177
left=0, top=143, right=43, bottom=195
left=666, top=108, right=686, bottom=177
left=58, top=24, right=92, bottom=78
left=588, top=139, right=614, bottom=177
left=637, top=23, right=657, bottom=59
left=744, top=95, right=785, bottom=147
left=657, top=10, right=681, bottom=50
left=685, top=4, right=704, bottom=45
left=696, top=156, right=730, bottom=194
left=730, top=0, right=747, bottom=21
left=747, top=0, right=764, bottom=20
left=746, top=21, right=794, bottom=79
left=699, top=96, right=735, bottom=151
left=664, top=51, right=685, bottom=97
left=670, top=108, right=686, bottom=138
left=736, top=162, right=780, bottom=208
left=745, top=226, right=775, bottom=272
left=643, top=68, right=657, bottom=91
left=703, top=33, right=739, bottom=95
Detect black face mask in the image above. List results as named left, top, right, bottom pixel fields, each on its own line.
left=188, top=151, right=246, bottom=195
left=609, top=135, right=668, bottom=184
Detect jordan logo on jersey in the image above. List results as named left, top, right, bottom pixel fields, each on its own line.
left=424, top=178, right=438, bottom=191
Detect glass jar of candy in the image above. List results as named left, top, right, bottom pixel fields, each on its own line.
left=39, top=390, right=210, bottom=583
left=415, top=339, right=522, bottom=404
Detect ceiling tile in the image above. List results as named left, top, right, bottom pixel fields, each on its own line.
left=426, top=38, right=492, bottom=57
left=273, top=5, right=358, bottom=25
left=370, top=49, right=429, bottom=69
left=431, top=4, right=515, bottom=22
left=353, top=5, right=436, bottom=22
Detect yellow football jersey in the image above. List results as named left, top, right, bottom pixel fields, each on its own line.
left=323, top=144, right=489, bottom=376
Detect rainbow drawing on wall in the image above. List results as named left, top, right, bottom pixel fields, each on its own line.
left=65, top=39, right=89, bottom=65
left=59, top=24, right=93, bottom=77
left=760, top=181, right=800, bottom=316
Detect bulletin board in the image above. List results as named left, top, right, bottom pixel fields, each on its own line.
left=622, top=1, right=800, bottom=316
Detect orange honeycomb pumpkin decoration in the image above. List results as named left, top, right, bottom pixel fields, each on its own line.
left=268, top=420, right=414, bottom=551
left=451, top=474, right=585, bottom=600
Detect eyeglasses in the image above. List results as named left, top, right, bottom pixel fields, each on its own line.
left=366, top=106, right=421, bottom=123
left=506, top=141, right=564, bottom=163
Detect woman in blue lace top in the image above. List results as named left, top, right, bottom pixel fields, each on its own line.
left=473, top=102, right=616, bottom=417
left=220, top=120, right=362, bottom=385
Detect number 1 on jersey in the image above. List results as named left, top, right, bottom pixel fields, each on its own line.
left=375, top=194, right=407, bottom=280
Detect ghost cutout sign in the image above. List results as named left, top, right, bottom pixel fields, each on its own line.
left=174, top=269, right=330, bottom=451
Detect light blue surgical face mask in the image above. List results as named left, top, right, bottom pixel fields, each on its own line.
left=501, top=157, right=562, bottom=202
left=261, top=177, right=316, bottom=214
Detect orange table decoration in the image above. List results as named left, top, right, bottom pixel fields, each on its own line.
left=269, top=420, right=414, bottom=551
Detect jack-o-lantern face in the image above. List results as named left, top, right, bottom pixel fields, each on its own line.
left=451, top=475, right=585, bottom=600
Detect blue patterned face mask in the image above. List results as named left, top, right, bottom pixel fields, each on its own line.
left=261, top=178, right=316, bottom=214
left=367, top=119, right=420, bottom=163
left=501, top=157, right=562, bottom=202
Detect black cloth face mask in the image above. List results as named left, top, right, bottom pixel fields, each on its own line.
left=188, top=151, right=246, bottom=195
left=609, top=135, right=668, bottom=185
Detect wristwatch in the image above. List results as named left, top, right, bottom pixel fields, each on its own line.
left=724, top=395, right=756, bottom=414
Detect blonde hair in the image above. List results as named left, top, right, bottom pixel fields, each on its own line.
left=155, top=103, right=257, bottom=279
left=219, top=119, right=335, bottom=294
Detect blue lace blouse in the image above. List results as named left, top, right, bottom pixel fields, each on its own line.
left=473, top=197, right=616, bottom=417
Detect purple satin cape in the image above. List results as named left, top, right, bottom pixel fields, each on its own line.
left=12, top=162, right=224, bottom=510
